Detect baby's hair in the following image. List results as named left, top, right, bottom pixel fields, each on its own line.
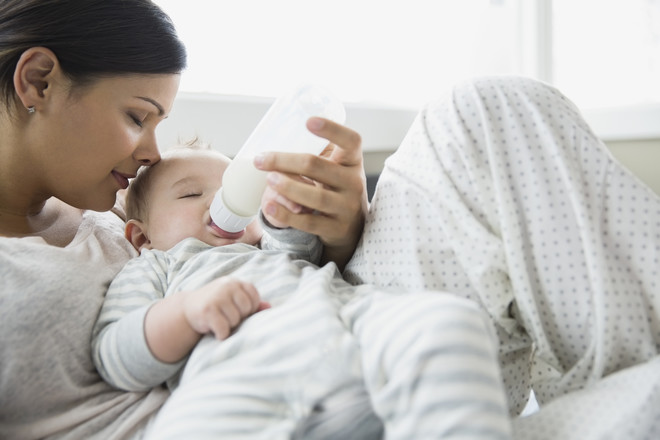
left=171, top=137, right=212, bottom=151
left=125, top=137, right=211, bottom=222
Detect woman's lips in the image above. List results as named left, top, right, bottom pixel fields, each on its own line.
left=112, top=171, right=131, bottom=190
left=210, top=221, right=245, bottom=239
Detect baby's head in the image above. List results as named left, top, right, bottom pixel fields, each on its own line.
left=125, top=140, right=263, bottom=252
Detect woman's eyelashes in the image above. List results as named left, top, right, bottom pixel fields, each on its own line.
left=128, top=113, right=144, bottom=128
left=128, top=110, right=150, bottom=128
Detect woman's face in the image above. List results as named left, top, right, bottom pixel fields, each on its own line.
left=33, top=74, right=180, bottom=211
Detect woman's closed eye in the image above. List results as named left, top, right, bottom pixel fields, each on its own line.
left=128, top=113, right=145, bottom=128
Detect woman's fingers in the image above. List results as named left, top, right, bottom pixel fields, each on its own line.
left=255, top=151, right=354, bottom=191
left=264, top=169, right=343, bottom=214
left=262, top=172, right=364, bottom=246
left=254, top=117, right=368, bottom=269
left=254, top=117, right=363, bottom=179
left=306, top=117, right=363, bottom=166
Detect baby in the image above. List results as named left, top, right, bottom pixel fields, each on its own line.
left=92, top=142, right=510, bottom=439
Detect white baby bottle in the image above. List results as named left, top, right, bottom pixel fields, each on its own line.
left=210, top=84, right=346, bottom=233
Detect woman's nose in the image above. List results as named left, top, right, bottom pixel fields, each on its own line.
left=135, top=132, right=161, bottom=165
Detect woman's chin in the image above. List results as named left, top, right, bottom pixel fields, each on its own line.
left=79, top=194, right=118, bottom=213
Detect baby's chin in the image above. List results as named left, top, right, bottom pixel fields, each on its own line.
left=205, top=233, right=261, bottom=248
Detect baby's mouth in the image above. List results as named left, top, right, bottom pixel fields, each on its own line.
left=209, top=220, right=245, bottom=239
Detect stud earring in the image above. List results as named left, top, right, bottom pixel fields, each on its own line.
left=27, top=106, right=36, bottom=114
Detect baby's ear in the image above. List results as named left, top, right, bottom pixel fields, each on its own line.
left=125, top=219, right=152, bottom=253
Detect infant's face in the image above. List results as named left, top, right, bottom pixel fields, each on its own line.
left=143, top=150, right=263, bottom=251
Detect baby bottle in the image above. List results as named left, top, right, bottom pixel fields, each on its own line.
left=210, top=84, right=347, bottom=233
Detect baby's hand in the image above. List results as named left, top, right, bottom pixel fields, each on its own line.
left=182, top=277, right=270, bottom=340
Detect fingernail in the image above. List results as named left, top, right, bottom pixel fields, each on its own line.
left=265, top=203, right=277, bottom=216
left=253, top=154, right=265, bottom=168
left=266, top=172, right=279, bottom=185
left=307, top=117, right=324, bottom=131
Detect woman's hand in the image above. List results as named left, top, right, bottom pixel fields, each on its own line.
left=256, top=117, right=368, bottom=270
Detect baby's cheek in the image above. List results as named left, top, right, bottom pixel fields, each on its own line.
left=243, top=221, right=263, bottom=246
left=157, top=216, right=198, bottom=247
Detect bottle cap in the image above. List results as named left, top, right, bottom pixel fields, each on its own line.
left=210, top=188, right=254, bottom=233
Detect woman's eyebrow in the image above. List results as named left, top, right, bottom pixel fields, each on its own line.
left=136, top=96, right=165, bottom=116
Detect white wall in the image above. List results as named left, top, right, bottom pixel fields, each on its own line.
left=605, top=139, right=660, bottom=196
left=157, top=93, right=660, bottom=196
left=156, top=92, right=417, bottom=156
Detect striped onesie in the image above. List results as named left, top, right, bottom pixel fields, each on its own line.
left=93, top=227, right=511, bottom=438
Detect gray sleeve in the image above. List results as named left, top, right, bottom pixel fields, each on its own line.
left=258, top=211, right=323, bottom=265
left=91, top=253, right=185, bottom=391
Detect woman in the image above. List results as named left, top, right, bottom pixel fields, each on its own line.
left=0, top=1, right=366, bottom=438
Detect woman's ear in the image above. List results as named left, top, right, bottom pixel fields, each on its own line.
left=125, top=219, right=153, bottom=253
left=13, top=47, right=59, bottom=112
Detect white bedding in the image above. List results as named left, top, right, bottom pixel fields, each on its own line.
left=345, top=76, right=660, bottom=438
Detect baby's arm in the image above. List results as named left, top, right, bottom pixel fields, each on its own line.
left=259, top=186, right=323, bottom=263
left=92, top=253, right=268, bottom=391
left=259, top=213, right=323, bottom=264
left=145, top=277, right=268, bottom=363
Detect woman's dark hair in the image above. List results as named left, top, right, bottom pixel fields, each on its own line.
left=0, top=0, right=187, bottom=104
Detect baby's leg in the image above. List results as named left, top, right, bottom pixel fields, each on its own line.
left=342, top=291, right=512, bottom=439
